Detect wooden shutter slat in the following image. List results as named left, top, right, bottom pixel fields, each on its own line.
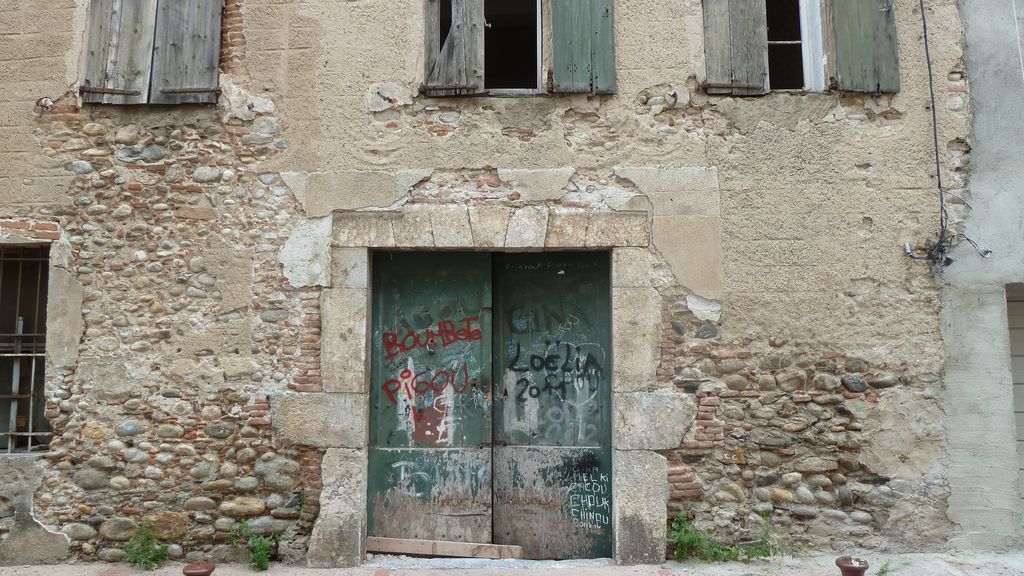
left=423, top=0, right=483, bottom=95
left=833, top=0, right=900, bottom=93
left=590, top=0, right=616, bottom=94
left=729, top=0, right=767, bottom=95
left=150, top=0, right=222, bottom=105
left=464, top=0, right=485, bottom=92
left=425, top=0, right=441, bottom=88
left=703, top=0, right=733, bottom=94
left=83, top=0, right=158, bottom=105
left=552, top=0, right=592, bottom=92
left=702, top=0, right=766, bottom=96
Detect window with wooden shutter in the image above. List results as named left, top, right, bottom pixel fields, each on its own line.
left=832, top=0, right=900, bottom=93
left=703, top=0, right=768, bottom=96
left=81, top=0, right=222, bottom=105
left=423, top=0, right=486, bottom=96
left=551, top=0, right=616, bottom=94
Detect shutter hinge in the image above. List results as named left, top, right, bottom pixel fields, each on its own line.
left=160, top=87, right=222, bottom=95
left=79, top=86, right=141, bottom=96
left=703, top=82, right=765, bottom=90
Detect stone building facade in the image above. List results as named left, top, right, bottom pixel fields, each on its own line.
left=0, top=0, right=996, bottom=568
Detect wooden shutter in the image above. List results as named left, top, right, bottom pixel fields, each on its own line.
left=833, top=0, right=900, bottom=93
left=552, top=0, right=616, bottom=94
left=703, top=0, right=767, bottom=96
left=423, top=0, right=485, bottom=96
left=82, top=0, right=158, bottom=105
left=149, top=0, right=223, bottom=104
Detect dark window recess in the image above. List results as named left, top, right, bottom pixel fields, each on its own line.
left=766, top=0, right=804, bottom=89
left=0, top=246, right=50, bottom=453
left=484, top=0, right=538, bottom=89
left=440, top=0, right=454, bottom=52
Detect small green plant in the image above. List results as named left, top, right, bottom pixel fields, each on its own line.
left=877, top=558, right=909, bottom=576
left=231, top=519, right=276, bottom=572
left=669, top=514, right=783, bottom=562
left=248, top=534, right=274, bottom=571
left=123, top=522, right=169, bottom=571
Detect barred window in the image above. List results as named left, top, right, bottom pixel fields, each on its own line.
left=0, top=246, right=51, bottom=453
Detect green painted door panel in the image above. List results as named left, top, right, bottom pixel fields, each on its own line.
left=368, top=252, right=492, bottom=542
left=492, top=252, right=612, bottom=558
left=493, top=446, right=611, bottom=558
left=367, top=447, right=491, bottom=541
left=493, top=252, right=611, bottom=448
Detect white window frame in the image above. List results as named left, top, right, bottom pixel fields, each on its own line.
left=485, top=0, right=544, bottom=96
left=799, top=0, right=826, bottom=92
left=766, top=0, right=826, bottom=92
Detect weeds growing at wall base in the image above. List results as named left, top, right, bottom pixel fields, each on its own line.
left=123, top=522, right=169, bottom=570
left=231, top=519, right=276, bottom=571
left=669, top=514, right=784, bottom=562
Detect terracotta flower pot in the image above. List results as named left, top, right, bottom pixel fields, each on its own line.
left=182, top=561, right=216, bottom=576
left=835, top=556, right=868, bottom=576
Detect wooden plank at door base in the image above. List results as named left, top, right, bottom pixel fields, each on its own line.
left=366, top=537, right=523, bottom=559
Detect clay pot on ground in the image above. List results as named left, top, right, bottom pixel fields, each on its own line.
left=183, top=561, right=215, bottom=576
left=835, top=556, right=868, bottom=576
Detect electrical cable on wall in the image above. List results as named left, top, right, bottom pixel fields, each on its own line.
left=905, top=0, right=992, bottom=268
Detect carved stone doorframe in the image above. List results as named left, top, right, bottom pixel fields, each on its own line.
left=283, top=205, right=690, bottom=567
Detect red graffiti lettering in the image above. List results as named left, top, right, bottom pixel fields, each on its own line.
left=381, top=316, right=481, bottom=360
left=381, top=362, right=472, bottom=406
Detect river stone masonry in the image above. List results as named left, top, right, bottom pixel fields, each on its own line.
left=5, top=89, right=328, bottom=564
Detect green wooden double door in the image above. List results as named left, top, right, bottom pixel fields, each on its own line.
left=367, top=252, right=613, bottom=559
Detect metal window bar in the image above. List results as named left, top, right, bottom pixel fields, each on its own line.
left=0, top=246, right=51, bottom=453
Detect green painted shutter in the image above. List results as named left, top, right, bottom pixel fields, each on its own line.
left=590, top=0, right=616, bottom=94
left=149, top=0, right=223, bottom=104
left=552, top=0, right=616, bottom=94
left=702, top=0, right=767, bottom=96
left=833, top=0, right=900, bottom=93
left=82, top=0, right=158, bottom=105
left=423, top=0, right=485, bottom=96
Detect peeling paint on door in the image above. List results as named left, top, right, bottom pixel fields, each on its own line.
left=368, top=252, right=493, bottom=542
left=367, top=251, right=611, bottom=557
left=493, top=252, right=613, bottom=559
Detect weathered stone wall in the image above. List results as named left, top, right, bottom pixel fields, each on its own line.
left=0, top=0, right=976, bottom=565
left=15, top=94, right=329, bottom=563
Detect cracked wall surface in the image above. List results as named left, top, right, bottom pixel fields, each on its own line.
left=0, top=0, right=979, bottom=566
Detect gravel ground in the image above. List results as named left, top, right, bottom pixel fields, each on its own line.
left=0, top=552, right=1021, bottom=576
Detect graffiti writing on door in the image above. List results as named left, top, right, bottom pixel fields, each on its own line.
left=379, top=316, right=486, bottom=447
left=567, top=465, right=611, bottom=529
left=501, top=332, right=607, bottom=445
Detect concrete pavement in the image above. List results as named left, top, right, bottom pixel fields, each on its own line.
left=0, top=553, right=1023, bottom=576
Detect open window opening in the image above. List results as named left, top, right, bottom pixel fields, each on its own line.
left=1007, top=285, right=1024, bottom=504
left=484, top=0, right=540, bottom=90
left=0, top=246, right=51, bottom=453
left=766, top=0, right=805, bottom=89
